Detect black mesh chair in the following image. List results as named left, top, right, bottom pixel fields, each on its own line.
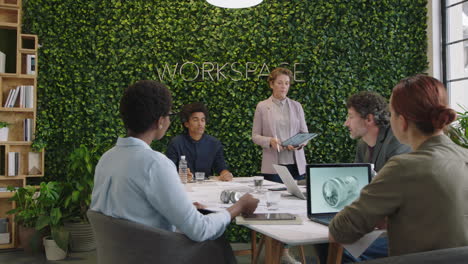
left=87, top=210, right=236, bottom=264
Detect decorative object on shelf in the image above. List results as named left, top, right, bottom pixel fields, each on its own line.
left=0, top=121, right=9, bottom=141
left=26, top=55, right=36, bottom=75
left=28, top=152, right=41, bottom=175
left=206, top=0, right=263, bottom=9
left=62, top=145, right=99, bottom=251
left=448, top=105, right=468, bottom=149
left=0, top=218, right=9, bottom=244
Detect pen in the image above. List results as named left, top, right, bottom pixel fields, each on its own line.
left=274, top=135, right=280, bottom=153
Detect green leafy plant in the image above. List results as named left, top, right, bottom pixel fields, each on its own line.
left=448, top=105, right=468, bottom=149
left=62, top=145, right=99, bottom=223
left=7, top=185, right=42, bottom=228
left=0, top=121, right=9, bottom=128
left=7, top=182, right=70, bottom=251
left=34, top=181, right=70, bottom=251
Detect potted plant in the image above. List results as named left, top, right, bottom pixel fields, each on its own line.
left=448, top=105, right=468, bottom=149
left=8, top=182, right=69, bottom=259
left=7, top=185, right=44, bottom=253
left=34, top=181, right=69, bottom=260
left=62, top=144, right=99, bottom=252
left=0, top=121, right=9, bottom=141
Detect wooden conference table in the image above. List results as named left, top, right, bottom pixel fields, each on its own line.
left=186, top=177, right=345, bottom=264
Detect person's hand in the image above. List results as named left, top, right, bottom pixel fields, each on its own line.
left=270, top=137, right=283, bottom=151
left=295, top=144, right=306, bottom=150
left=286, top=145, right=296, bottom=151
left=238, top=193, right=259, bottom=215
left=375, top=217, right=388, bottom=230
left=193, top=202, right=206, bottom=210
left=218, top=172, right=233, bottom=181
left=187, top=168, right=193, bottom=182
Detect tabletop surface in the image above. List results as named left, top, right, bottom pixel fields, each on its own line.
left=185, top=177, right=330, bottom=246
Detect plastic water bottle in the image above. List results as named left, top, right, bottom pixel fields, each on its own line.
left=179, top=155, right=188, bottom=184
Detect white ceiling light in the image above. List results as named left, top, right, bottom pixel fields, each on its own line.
left=206, top=0, right=263, bottom=9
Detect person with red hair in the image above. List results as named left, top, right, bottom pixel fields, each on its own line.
left=328, top=75, right=468, bottom=257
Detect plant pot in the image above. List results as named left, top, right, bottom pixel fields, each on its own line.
left=43, top=236, right=67, bottom=260
left=64, top=222, right=96, bottom=252
left=18, top=225, right=43, bottom=254
left=0, top=127, right=8, bottom=141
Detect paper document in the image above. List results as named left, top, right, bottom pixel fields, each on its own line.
left=343, top=230, right=386, bottom=258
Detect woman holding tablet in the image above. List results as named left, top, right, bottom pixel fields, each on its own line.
left=252, top=67, right=308, bottom=264
left=252, top=67, right=309, bottom=183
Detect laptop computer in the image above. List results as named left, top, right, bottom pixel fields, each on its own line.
left=273, top=164, right=307, bottom=200
left=306, top=163, right=372, bottom=225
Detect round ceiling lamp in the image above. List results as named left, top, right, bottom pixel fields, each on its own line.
left=206, top=0, right=263, bottom=9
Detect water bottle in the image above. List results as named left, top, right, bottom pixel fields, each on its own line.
left=179, top=155, right=188, bottom=184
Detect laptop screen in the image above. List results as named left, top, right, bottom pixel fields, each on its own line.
left=307, top=163, right=371, bottom=214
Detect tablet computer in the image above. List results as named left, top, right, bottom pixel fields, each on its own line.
left=281, top=133, right=318, bottom=147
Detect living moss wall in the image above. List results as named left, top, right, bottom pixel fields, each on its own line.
left=22, top=0, right=427, bottom=181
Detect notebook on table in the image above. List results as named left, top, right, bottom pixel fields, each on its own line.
left=306, top=163, right=372, bottom=226
left=273, top=164, right=307, bottom=200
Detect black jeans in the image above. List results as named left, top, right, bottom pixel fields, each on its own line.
left=261, top=164, right=305, bottom=183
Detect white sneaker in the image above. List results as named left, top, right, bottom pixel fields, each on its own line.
left=280, top=254, right=301, bottom=264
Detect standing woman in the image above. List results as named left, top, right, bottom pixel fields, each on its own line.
left=329, top=75, right=468, bottom=256
left=252, top=67, right=308, bottom=183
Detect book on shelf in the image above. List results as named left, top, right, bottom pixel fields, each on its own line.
left=3, top=90, right=12, bottom=108
left=4, top=87, right=19, bottom=108
left=8, top=152, right=19, bottom=176
left=7, top=88, right=17, bottom=108
left=0, top=51, right=5, bottom=73
left=28, top=152, right=41, bottom=175
left=26, top=55, right=36, bottom=75
left=26, top=85, right=34, bottom=108
left=18, top=85, right=34, bottom=108
left=24, top=118, right=33, bottom=141
left=0, top=146, right=4, bottom=176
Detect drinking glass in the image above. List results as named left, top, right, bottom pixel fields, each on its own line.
left=253, top=176, right=264, bottom=193
left=195, top=172, right=205, bottom=184
left=266, top=191, right=281, bottom=210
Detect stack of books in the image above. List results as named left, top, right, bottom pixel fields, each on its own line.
left=3, top=85, right=34, bottom=108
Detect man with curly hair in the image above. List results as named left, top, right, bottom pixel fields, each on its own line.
left=335, top=91, right=412, bottom=262
left=345, top=91, right=411, bottom=172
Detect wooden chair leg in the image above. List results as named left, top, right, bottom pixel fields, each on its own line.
left=299, top=245, right=306, bottom=264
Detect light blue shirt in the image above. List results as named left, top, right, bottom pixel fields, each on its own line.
left=91, top=137, right=231, bottom=242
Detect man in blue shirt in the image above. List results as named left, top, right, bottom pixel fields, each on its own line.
left=167, top=102, right=233, bottom=181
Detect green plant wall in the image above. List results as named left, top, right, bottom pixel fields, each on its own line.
left=23, top=0, right=428, bottom=179
left=22, top=0, right=427, bottom=240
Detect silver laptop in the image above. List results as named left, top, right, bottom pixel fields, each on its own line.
left=273, top=164, right=307, bottom=200
left=306, top=163, right=372, bottom=225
